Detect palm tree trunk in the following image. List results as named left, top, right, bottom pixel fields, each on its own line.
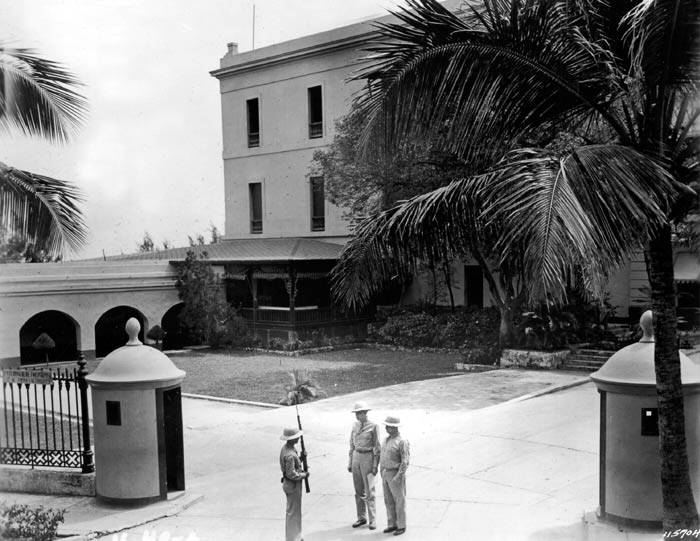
left=498, top=305, right=516, bottom=348
left=645, top=226, right=699, bottom=531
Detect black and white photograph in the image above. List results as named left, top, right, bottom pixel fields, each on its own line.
left=1, top=0, right=698, bottom=539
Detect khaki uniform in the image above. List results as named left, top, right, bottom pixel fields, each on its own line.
left=280, top=444, right=305, bottom=541
left=348, top=419, right=381, bottom=525
left=380, top=433, right=410, bottom=530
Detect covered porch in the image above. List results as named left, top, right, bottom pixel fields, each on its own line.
left=214, top=238, right=367, bottom=346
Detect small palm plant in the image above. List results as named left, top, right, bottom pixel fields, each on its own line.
left=279, top=369, right=326, bottom=406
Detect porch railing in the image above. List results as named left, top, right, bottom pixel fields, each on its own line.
left=0, top=355, right=94, bottom=472
left=239, top=306, right=363, bottom=325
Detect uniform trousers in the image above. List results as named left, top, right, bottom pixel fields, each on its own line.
left=282, top=478, right=303, bottom=541
left=382, top=468, right=406, bottom=529
left=352, top=451, right=376, bottom=525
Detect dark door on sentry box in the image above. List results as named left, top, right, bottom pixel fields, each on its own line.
left=163, top=387, right=185, bottom=491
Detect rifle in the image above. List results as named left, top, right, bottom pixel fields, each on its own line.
left=295, top=403, right=310, bottom=493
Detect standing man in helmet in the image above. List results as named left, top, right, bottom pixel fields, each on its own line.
left=347, top=401, right=381, bottom=530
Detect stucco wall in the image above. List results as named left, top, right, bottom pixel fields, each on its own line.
left=604, top=391, right=700, bottom=522
left=217, top=40, right=366, bottom=240
left=92, top=388, right=160, bottom=500
left=0, top=261, right=180, bottom=362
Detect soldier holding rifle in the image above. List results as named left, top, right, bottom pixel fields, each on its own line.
left=279, top=427, right=310, bottom=541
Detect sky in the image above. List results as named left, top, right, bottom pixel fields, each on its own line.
left=0, top=0, right=408, bottom=260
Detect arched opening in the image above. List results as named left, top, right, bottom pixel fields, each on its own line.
left=161, top=303, right=199, bottom=350
left=19, top=311, right=80, bottom=365
left=95, top=306, right=146, bottom=358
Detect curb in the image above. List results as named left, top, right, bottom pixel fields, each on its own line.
left=182, top=392, right=281, bottom=408
left=57, top=492, right=203, bottom=540
left=506, top=376, right=592, bottom=404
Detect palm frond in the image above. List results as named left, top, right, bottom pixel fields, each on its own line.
left=280, top=369, right=326, bottom=406
left=354, top=0, right=628, bottom=168
left=0, top=44, right=88, bottom=142
left=622, top=0, right=700, bottom=89
left=478, top=146, right=685, bottom=301
left=331, top=176, right=496, bottom=309
left=0, top=162, right=87, bottom=256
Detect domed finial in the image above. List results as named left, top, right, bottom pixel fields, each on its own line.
left=639, top=310, right=654, bottom=343
left=125, top=318, right=142, bottom=346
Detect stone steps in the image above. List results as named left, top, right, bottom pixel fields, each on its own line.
left=563, top=349, right=612, bottom=372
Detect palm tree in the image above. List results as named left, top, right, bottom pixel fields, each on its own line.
left=0, top=43, right=88, bottom=257
left=332, top=0, right=699, bottom=529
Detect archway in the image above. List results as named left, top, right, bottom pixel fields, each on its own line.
left=162, top=303, right=199, bottom=350
left=19, top=311, right=80, bottom=365
left=95, top=306, right=146, bottom=358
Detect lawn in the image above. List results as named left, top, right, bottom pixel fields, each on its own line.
left=168, top=347, right=466, bottom=404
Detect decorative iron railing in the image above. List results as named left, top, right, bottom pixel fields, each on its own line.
left=0, top=355, right=94, bottom=472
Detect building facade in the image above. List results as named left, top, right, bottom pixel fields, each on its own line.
left=1, top=1, right=697, bottom=365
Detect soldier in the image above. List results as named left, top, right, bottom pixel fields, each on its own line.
left=280, top=427, right=309, bottom=541
left=380, top=415, right=410, bottom=536
left=347, top=401, right=381, bottom=530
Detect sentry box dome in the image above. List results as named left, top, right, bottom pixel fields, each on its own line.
left=86, top=318, right=186, bottom=505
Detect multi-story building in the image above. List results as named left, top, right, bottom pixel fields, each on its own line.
left=1, top=1, right=697, bottom=365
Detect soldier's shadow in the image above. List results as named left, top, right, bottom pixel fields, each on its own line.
left=305, top=525, right=386, bottom=540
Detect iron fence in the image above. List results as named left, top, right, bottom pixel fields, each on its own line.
left=0, top=354, right=94, bottom=472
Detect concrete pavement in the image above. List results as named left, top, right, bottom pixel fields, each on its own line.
left=0, top=369, right=666, bottom=540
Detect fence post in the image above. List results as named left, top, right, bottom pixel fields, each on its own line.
left=77, top=353, right=95, bottom=473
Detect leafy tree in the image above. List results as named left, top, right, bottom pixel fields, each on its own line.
left=137, top=232, right=155, bottom=252
left=333, top=0, right=699, bottom=528
left=0, top=44, right=88, bottom=258
left=146, top=325, right=165, bottom=349
left=0, top=228, right=61, bottom=262
left=188, top=234, right=205, bottom=246
left=175, top=250, right=242, bottom=348
left=209, top=223, right=222, bottom=243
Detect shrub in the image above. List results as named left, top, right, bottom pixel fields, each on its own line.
left=377, top=312, right=438, bottom=347
left=373, top=307, right=500, bottom=350
left=0, top=503, right=65, bottom=541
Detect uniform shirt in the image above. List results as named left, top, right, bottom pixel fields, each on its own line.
left=280, top=445, right=305, bottom=482
left=380, top=433, right=410, bottom=476
left=348, top=420, right=381, bottom=466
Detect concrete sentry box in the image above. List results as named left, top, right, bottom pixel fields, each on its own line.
left=590, top=311, right=700, bottom=528
left=86, top=318, right=186, bottom=505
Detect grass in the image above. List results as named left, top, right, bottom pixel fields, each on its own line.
left=0, top=407, right=90, bottom=451
left=169, top=347, right=466, bottom=404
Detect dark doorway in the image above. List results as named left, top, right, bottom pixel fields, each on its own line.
left=95, top=307, right=145, bottom=358
left=162, top=303, right=200, bottom=350
left=157, top=386, right=185, bottom=493
left=19, top=311, right=79, bottom=365
left=464, top=265, right=484, bottom=308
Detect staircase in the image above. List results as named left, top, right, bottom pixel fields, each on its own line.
left=563, top=348, right=612, bottom=372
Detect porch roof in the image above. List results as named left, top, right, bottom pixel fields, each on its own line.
left=675, top=252, right=700, bottom=283
left=97, top=238, right=345, bottom=264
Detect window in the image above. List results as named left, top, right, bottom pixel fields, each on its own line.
left=249, top=183, right=263, bottom=233
left=310, top=176, right=325, bottom=231
left=307, top=86, right=323, bottom=138
left=106, top=401, right=121, bottom=426
left=246, top=98, right=260, bottom=147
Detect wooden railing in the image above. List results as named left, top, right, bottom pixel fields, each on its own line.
left=238, top=306, right=361, bottom=325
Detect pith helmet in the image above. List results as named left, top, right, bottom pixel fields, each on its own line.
left=351, top=401, right=371, bottom=412
left=384, top=415, right=401, bottom=427
left=280, top=427, right=303, bottom=440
